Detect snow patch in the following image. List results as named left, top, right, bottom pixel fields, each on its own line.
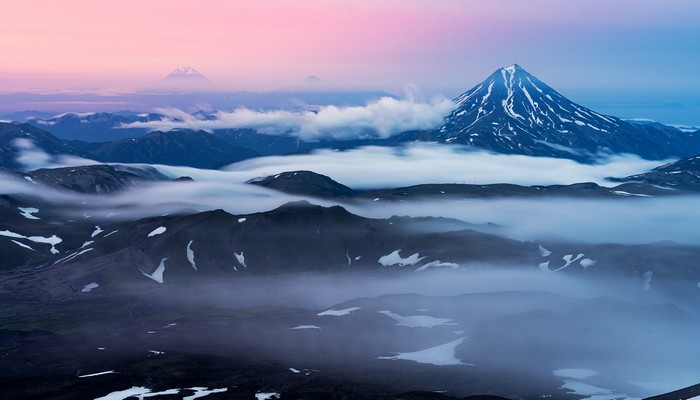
left=81, top=282, right=99, bottom=293
left=11, top=240, right=35, bottom=251
left=94, top=387, right=151, bottom=400
left=55, top=248, right=93, bottom=264
left=186, top=240, right=197, bottom=270
left=141, top=258, right=168, bottom=283
left=612, top=190, right=652, bottom=197
left=378, top=337, right=469, bottom=366
left=234, top=252, right=246, bottom=268
left=79, top=370, right=115, bottom=378
left=378, top=249, right=425, bottom=267
left=91, top=225, right=104, bottom=237
left=80, top=240, right=94, bottom=249
left=580, top=258, right=597, bottom=268
left=561, top=253, right=584, bottom=269
left=183, top=387, right=228, bottom=400
left=238, top=217, right=247, bottom=223
left=317, top=307, right=361, bottom=316
left=18, top=207, right=39, bottom=219
left=538, top=245, right=552, bottom=257
left=255, top=393, right=280, bottom=400
left=290, top=325, right=321, bottom=330
left=378, top=310, right=456, bottom=328
left=415, top=260, right=459, bottom=272
left=0, top=230, right=61, bottom=254
left=147, top=226, right=166, bottom=237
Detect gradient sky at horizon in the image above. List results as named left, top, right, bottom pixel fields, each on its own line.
left=0, top=0, right=699, bottom=123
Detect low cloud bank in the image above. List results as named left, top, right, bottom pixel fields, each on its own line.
left=11, top=138, right=98, bottom=171
left=224, top=144, right=663, bottom=188
left=121, top=97, right=456, bottom=140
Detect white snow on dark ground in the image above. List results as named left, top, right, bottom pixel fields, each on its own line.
left=11, top=240, right=35, bottom=251
left=317, top=307, right=361, bottom=316
left=290, top=325, right=321, bottom=330
left=81, top=282, right=99, bottom=293
left=234, top=252, right=246, bottom=267
left=147, top=226, right=166, bottom=237
left=93, top=386, right=226, bottom=400
left=140, top=258, right=167, bottom=283
left=538, top=245, right=552, bottom=257
left=93, top=386, right=151, bottom=400
left=186, top=240, right=197, bottom=270
left=580, top=258, right=597, bottom=268
left=18, top=207, right=39, bottom=219
left=78, top=370, right=115, bottom=378
left=415, top=260, right=459, bottom=272
left=0, top=230, right=62, bottom=254
left=378, top=337, right=469, bottom=366
left=378, top=310, right=456, bottom=328
left=183, top=387, right=228, bottom=400
left=378, top=249, right=425, bottom=267
left=91, top=225, right=104, bottom=237
left=255, top=392, right=280, bottom=400
left=55, top=247, right=93, bottom=264
left=553, top=368, right=641, bottom=400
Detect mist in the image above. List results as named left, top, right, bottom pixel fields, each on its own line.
left=4, top=143, right=698, bottom=245
left=222, top=144, right=663, bottom=188
left=346, top=196, right=700, bottom=245
left=130, top=267, right=700, bottom=398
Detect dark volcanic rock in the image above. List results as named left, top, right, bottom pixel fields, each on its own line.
left=247, top=170, right=358, bottom=198
left=609, top=155, right=700, bottom=191
left=26, top=164, right=170, bottom=194
left=644, top=383, right=700, bottom=400
left=82, top=129, right=258, bottom=168
left=0, top=201, right=538, bottom=291
left=361, top=182, right=674, bottom=200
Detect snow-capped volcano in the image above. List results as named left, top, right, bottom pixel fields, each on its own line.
left=164, top=66, right=208, bottom=80
left=436, top=64, right=700, bottom=160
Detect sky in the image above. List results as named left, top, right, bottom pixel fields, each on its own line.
left=0, top=0, right=699, bottom=121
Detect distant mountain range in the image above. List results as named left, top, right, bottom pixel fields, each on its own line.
left=0, top=122, right=257, bottom=169
left=1, top=64, right=700, bottom=169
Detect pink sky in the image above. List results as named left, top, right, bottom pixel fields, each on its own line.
left=1, top=0, right=699, bottom=94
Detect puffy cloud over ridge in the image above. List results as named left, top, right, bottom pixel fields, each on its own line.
left=122, top=97, right=456, bottom=140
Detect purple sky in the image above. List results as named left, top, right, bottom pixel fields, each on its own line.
left=0, top=0, right=698, bottom=123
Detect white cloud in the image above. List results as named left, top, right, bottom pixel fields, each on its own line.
left=10, top=138, right=98, bottom=172
left=11, top=138, right=53, bottom=171
left=223, top=144, right=663, bottom=188
left=121, top=97, right=456, bottom=140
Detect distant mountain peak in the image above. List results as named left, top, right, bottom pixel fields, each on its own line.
left=434, top=64, right=700, bottom=160
left=164, top=66, right=208, bottom=80
left=501, top=63, right=523, bottom=74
